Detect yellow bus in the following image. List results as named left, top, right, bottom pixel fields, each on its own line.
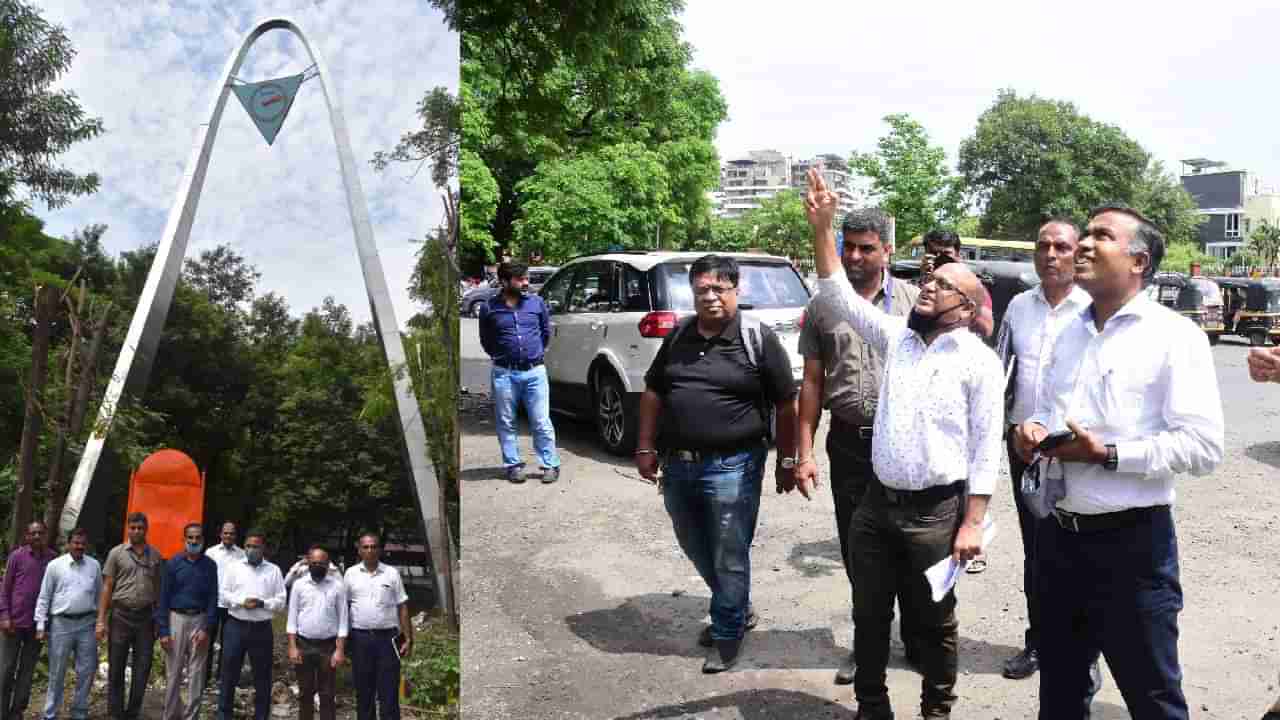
left=908, top=236, right=1035, bottom=262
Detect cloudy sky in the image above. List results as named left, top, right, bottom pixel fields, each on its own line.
left=33, top=1, right=457, bottom=326
left=683, top=0, right=1280, bottom=195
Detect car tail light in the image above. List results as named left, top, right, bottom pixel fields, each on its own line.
left=638, top=311, right=679, bottom=338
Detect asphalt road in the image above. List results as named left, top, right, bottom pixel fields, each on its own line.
left=461, top=324, right=1280, bottom=719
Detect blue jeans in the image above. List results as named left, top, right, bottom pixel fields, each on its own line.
left=350, top=628, right=401, bottom=720
left=43, top=615, right=96, bottom=720
left=491, top=364, right=559, bottom=469
left=1038, top=506, right=1186, bottom=720
left=662, top=445, right=766, bottom=641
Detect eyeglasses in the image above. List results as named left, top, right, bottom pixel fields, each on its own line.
left=691, top=283, right=737, bottom=298
left=925, top=275, right=973, bottom=305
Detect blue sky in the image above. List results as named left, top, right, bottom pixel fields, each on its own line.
left=33, top=0, right=458, bottom=326
left=683, top=0, right=1280, bottom=199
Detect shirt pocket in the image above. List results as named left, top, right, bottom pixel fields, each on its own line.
left=1101, top=365, right=1148, bottom=432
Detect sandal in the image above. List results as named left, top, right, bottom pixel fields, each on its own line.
left=964, top=557, right=988, bottom=574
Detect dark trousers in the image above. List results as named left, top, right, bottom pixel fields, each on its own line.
left=219, top=618, right=273, bottom=720
left=1006, top=430, right=1039, bottom=651
left=0, top=627, right=41, bottom=719
left=108, top=605, right=155, bottom=720
left=852, top=480, right=963, bottom=719
left=296, top=636, right=337, bottom=720
left=1037, top=505, right=1187, bottom=720
left=205, top=607, right=227, bottom=684
left=350, top=628, right=401, bottom=720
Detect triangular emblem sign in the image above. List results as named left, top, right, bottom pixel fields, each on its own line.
left=231, top=74, right=305, bottom=146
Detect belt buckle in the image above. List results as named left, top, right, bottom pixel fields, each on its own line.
left=674, top=450, right=697, bottom=463
left=858, top=427, right=873, bottom=440
left=1055, top=510, right=1080, bottom=533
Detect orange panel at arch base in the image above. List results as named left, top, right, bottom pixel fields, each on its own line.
left=126, top=449, right=204, bottom=559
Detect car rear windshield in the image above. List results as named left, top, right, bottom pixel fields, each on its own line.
left=656, top=261, right=809, bottom=311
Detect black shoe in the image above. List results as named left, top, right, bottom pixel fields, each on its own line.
left=852, top=704, right=895, bottom=720
left=541, top=466, right=560, bottom=484
left=1002, top=647, right=1039, bottom=679
left=702, top=638, right=741, bottom=673
left=506, top=466, right=526, bottom=483
left=1087, top=658, right=1103, bottom=696
left=903, top=643, right=923, bottom=672
left=698, top=606, right=757, bottom=647
left=1261, top=711, right=1280, bottom=720
left=834, top=650, right=856, bottom=684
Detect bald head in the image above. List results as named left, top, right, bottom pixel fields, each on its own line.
left=914, top=263, right=982, bottom=341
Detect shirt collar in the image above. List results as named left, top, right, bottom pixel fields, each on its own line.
left=358, top=562, right=383, bottom=575
left=1084, top=289, right=1153, bottom=334
left=1035, top=284, right=1090, bottom=311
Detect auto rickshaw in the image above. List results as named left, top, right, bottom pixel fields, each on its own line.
left=1213, top=277, right=1280, bottom=346
left=1147, top=273, right=1225, bottom=345
left=889, top=258, right=1037, bottom=347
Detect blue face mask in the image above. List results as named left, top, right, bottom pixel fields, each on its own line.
left=246, top=548, right=264, bottom=565
left=185, top=541, right=203, bottom=555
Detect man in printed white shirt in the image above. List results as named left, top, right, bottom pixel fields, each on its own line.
left=34, top=527, right=101, bottom=720
left=344, top=533, right=412, bottom=720
left=216, top=529, right=286, bottom=720
left=993, top=218, right=1093, bottom=683
left=287, top=545, right=348, bottom=720
left=1015, top=205, right=1224, bottom=720
left=806, top=170, right=1005, bottom=720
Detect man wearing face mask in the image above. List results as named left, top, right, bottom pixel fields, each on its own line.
left=478, top=260, right=562, bottom=484
left=217, top=530, right=286, bottom=720
left=156, top=523, right=218, bottom=720
left=287, top=546, right=348, bottom=720
left=806, top=169, right=1005, bottom=720
left=285, top=555, right=342, bottom=593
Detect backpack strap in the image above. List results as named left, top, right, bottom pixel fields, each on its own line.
left=739, top=313, right=762, bottom=370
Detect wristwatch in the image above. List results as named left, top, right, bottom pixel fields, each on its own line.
left=779, top=456, right=796, bottom=470
left=1103, top=444, right=1118, bottom=471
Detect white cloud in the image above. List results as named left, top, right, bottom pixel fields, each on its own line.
left=32, top=0, right=458, bottom=327
left=682, top=0, right=1280, bottom=195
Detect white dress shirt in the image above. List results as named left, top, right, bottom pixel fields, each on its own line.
left=34, top=553, right=102, bottom=631
left=1030, top=293, right=1224, bottom=514
left=816, top=274, right=1006, bottom=495
left=1003, top=285, right=1092, bottom=425
left=219, top=559, right=286, bottom=622
left=343, top=563, right=408, bottom=631
left=287, top=574, right=349, bottom=640
left=206, top=543, right=246, bottom=609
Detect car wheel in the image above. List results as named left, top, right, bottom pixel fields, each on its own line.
left=595, top=372, right=635, bottom=456
left=469, top=300, right=485, bottom=317
left=1250, top=331, right=1267, bottom=347
left=1208, top=333, right=1220, bottom=346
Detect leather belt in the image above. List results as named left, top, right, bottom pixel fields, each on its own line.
left=830, top=416, right=873, bottom=440
left=171, top=608, right=204, bottom=616
left=1054, top=505, right=1165, bottom=534
left=54, top=611, right=94, bottom=620
left=877, top=480, right=964, bottom=506
left=493, top=358, right=542, bottom=371
left=665, top=443, right=763, bottom=464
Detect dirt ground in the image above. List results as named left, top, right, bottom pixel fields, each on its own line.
left=460, top=338, right=1280, bottom=719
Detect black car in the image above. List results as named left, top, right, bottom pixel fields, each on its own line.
left=459, top=266, right=559, bottom=317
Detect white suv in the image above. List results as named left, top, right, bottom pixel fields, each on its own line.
left=538, top=251, right=811, bottom=455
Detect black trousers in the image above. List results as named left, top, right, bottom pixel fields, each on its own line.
left=1038, top=506, right=1187, bottom=720
left=1006, top=429, right=1039, bottom=651
left=0, top=626, right=41, bottom=719
left=107, top=605, right=154, bottom=720
left=350, top=628, right=401, bottom=720
left=219, top=617, right=273, bottom=720
left=851, top=480, right=963, bottom=719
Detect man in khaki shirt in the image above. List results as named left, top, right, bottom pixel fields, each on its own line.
left=795, top=208, right=919, bottom=684
left=97, top=512, right=163, bottom=720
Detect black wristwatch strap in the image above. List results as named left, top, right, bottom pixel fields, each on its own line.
left=1103, top=444, right=1118, bottom=471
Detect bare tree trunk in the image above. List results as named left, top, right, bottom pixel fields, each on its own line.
left=12, top=285, right=58, bottom=549
left=45, top=298, right=110, bottom=538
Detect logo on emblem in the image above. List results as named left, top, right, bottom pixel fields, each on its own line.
left=249, top=83, right=289, bottom=123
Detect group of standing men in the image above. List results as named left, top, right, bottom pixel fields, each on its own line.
left=0, top=516, right=415, bottom=720
left=635, top=165, right=1226, bottom=720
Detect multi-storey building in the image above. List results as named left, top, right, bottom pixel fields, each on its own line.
left=713, top=150, right=864, bottom=220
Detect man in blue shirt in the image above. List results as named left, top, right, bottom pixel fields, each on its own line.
left=156, top=523, right=219, bottom=720
left=479, top=261, right=562, bottom=484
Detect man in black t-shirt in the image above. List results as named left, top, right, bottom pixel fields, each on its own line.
left=636, top=254, right=798, bottom=674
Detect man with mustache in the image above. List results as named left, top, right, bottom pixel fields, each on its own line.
left=0, top=521, right=56, bottom=720
left=1014, top=204, right=1223, bottom=719
left=805, top=169, right=1004, bottom=719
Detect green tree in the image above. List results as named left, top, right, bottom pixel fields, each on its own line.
left=851, top=114, right=964, bottom=246
left=1131, top=161, right=1205, bottom=247
left=1162, top=242, right=1215, bottom=276
left=459, top=149, right=498, bottom=270
left=958, top=90, right=1148, bottom=239
left=0, top=0, right=104, bottom=208
left=743, top=190, right=812, bottom=259
left=1247, top=220, right=1280, bottom=268
left=371, top=87, right=459, bottom=189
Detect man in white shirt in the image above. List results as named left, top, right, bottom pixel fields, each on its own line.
left=216, top=529, right=286, bottom=720
left=806, top=170, right=1005, bottom=720
left=1015, top=204, right=1224, bottom=720
left=993, top=218, right=1092, bottom=682
left=287, top=546, right=348, bottom=720
left=344, top=533, right=412, bottom=720
left=204, top=521, right=245, bottom=683
left=34, top=527, right=101, bottom=720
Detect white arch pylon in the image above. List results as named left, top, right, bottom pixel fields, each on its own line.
left=61, top=16, right=455, bottom=618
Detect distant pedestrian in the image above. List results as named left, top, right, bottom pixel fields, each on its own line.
left=344, top=534, right=412, bottom=720
left=217, top=529, right=286, bottom=720
left=35, top=527, right=101, bottom=720
left=0, top=521, right=56, bottom=720
left=478, top=260, right=562, bottom=484
left=636, top=254, right=799, bottom=674
left=204, top=521, right=245, bottom=684
left=98, top=512, right=163, bottom=720
left=288, top=546, right=349, bottom=720
left=156, top=523, right=219, bottom=720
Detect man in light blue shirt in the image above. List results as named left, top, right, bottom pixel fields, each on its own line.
left=34, top=528, right=101, bottom=720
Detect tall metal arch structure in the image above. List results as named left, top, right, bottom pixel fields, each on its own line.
left=61, top=16, right=454, bottom=617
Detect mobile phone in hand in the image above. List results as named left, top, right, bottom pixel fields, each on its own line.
left=1036, top=429, right=1077, bottom=452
